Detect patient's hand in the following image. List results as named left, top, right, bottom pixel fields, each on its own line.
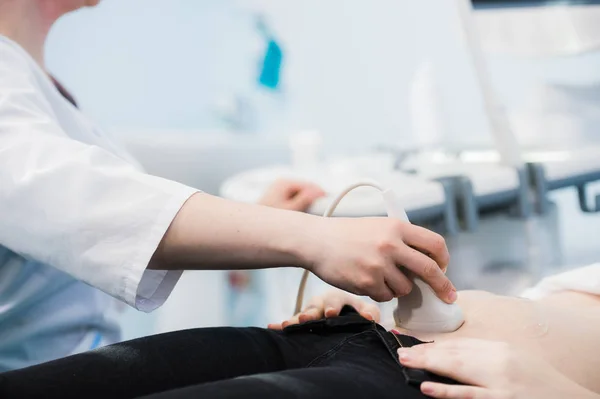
left=258, top=179, right=325, bottom=212
left=268, top=289, right=380, bottom=330
left=398, top=338, right=597, bottom=399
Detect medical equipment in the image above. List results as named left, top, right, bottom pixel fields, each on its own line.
left=294, top=181, right=465, bottom=333
left=220, top=163, right=459, bottom=233
left=372, top=0, right=531, bottom=232
left=455, top=0, right=523, bottom=169
left=453, top=147, right=600, bottom=215
left=410, top=62, right=445, bottom=150
left=461, top=0, right=600, bottom=216
left=528, top=147, right=600, bottom=214
left=288, top=130, right=322, bottom=171
left=473, top=0, right=600, bottom=56
left=400, top=153, right=530, bottom=231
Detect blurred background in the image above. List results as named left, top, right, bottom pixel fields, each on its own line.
left=46, top=0, right=600, bottom=339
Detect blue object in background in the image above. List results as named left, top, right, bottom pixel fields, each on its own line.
left=256, top=15, right=283, bottom=90
left=259, top=39, right=283, bottom=89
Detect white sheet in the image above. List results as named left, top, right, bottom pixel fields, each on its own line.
left=521, top=263, right=600, bottom=300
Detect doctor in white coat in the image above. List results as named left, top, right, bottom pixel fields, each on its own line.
left=0, top=0, right=456, bottom=371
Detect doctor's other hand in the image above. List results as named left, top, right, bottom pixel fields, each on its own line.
left=267, top=289, right=380, bottom=330
left=258, top=179, right=325, bottom=212
left=398, top=338, right=598, bottom=399
left=305, top=217, right=455, bottom=303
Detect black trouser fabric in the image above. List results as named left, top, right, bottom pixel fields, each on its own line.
left=0, top=306, right=456, bottom=398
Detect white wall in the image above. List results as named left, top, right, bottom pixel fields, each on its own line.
left=46, top=0, right=258, bottom=130
left=47, top=1, right=600, bottom=151
left=47, top=0, right=498, bottom=152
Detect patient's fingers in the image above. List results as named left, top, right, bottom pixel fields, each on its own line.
left=272, top=315, right=301, bottom=330
left=298, top=307, right=324, bottom=323
left=420, top=382, right=493, bottom=399
left=268, top=291, right=380, bottom=330
left=283, top=314, right=302, bottom=328
left=299, top=296, right=325, bottom=322
left=322, top=294, right=344, bottom=318
left=410, top=338, right=486, bottom=352
left=267, top=323, right=284, bottom=330
left=355, top=301, right=380, bottom=322
left=398, top=347, right=481, bottom=386
left=305, top=295, right=325, bottom=310
left=268, top=303, right=325, bottom=330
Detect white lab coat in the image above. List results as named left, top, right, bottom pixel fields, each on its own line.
left=0, top=36, right=196, bottom=369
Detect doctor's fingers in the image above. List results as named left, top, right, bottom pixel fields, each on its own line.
left=402, top=225, right=450, bottom=269
left=367, top=282, right=396, bottom=303
left=394, top=245, right=456, bottom=304
left=384, top=267, right=413, bottom=298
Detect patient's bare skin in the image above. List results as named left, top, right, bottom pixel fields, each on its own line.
left=392, top=290, right=600, bottom=394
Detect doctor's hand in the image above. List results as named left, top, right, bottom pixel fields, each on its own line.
left=267, top=289, right=380, bottom=330
left=258, top=179, right=325, bottom=212
left=397, top=338, right=597, bottom=399
left=304, top=217, right=455, bottom=303
left=153, top=194, right=453, bottom=304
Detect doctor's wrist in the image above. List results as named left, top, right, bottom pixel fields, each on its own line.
left=272, top=211, right=326, bottom=272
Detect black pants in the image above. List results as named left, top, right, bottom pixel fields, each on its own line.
left=0, top=307, right=455, bottom=398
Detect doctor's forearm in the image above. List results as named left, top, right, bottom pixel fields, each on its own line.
left=148, top=193, right=320, bottom=271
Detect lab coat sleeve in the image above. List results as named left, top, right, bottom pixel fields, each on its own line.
left=0, top=44, right=198, bottom=312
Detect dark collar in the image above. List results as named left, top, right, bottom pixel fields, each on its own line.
left=49, top=75, right=78, bottom=108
